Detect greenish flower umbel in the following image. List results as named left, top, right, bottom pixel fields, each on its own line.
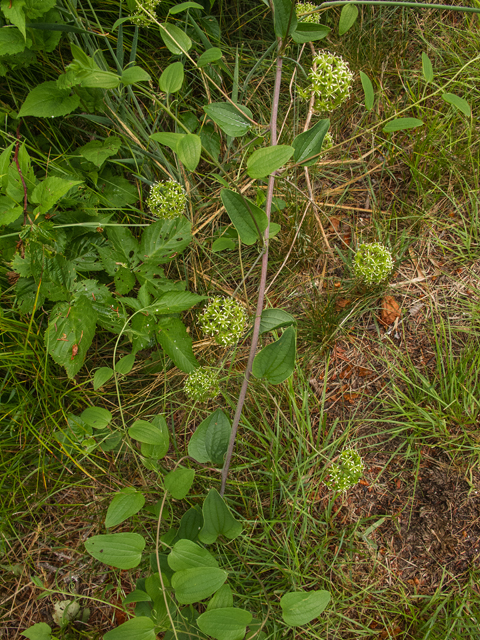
left=131, top=0, right=162, bottom=27
left=147, top=180, right=186, bottom=219
left=321, top=131, right=334, bottom=153
left=325, top=449, right=364, bottom=492
left=296, top=2, right=320, bottom=23
left=184, top=367, right=220, bottom=403
left=199, top=297, right=247, bottom=346
left=354, top=242, right=394, bottom=286
left=300, top=51, right=354, bottom=112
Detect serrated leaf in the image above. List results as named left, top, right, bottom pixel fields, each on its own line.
left=81, top=406, right=112, bottom=429
left=291, top=23, right=330, bottom=44
left=359, top=71, right=374, bottom=111
left=164, top=467, right=195, bottom=500
left=0, top=26, right=28, bottom=56
left=103, top=616, right=156, bottom=640
left=18, top=81, right=80, bottom=118
left=338, top=3, right=358, bottom=35
left=220, top=189, right=268, bottom=245
left=171, top=567, right=228, bottom=604
left=105, top=489, right=145, bottom=528
left=247, top=145, right=294, bottom=179
left=94, top=367, right=114, bottom=390
left=292, top=119, right=330, bottom=166
left=252, top=325, right=296, bottom=384
left=159, top=61, right=184, bottom=94
left=121, top=66, right=151, bottom=85
left=442, top=92, right=471, bottom=116
left=139, top=217, right=192, bottom=264
left=85, top=533, right=145, bottom=569
left=383, top=118, right=424, bottom=133
left=280, top=590, right=331, bottom=626
left=78, top=136, right=121, bottom=168
left=115, top=353, right=135, bottom=374
left=422, top=52, right=434, bottom=83
left=272, top=0, right=297, bottom=38
left=199, top=489, right=242, bottom=545
left=176, top=134, right=201, bottom=171
left=149, top=291, right=206, bottom=314
left=207, top=585, right=233, bottom=611
left=168, top=539, right=218, bottom=572
left=159, top=22, right=192, bottom=55
left=198, top=47, right=222, bottom=67
left=1, top=0, right=27, bottom=39
left=203, top=102, right=252, bottom=137
left=31, top=176, right=83, bottom=211
left=114, top=266, right=135, bottom=295
left=259, top=309, right=296, bottom=334
left=156, top=316, right=199, bottom=373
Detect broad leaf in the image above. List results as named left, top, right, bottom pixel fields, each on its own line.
left=199, top=489, right=242, bottom=544
left=360, top=71, right=374, bottom=111
left=291, top=23, right=330, bottom=44
left=188, top=410, right=231, bottom=465
left=0, top=26, right=28, bottom=56
left=78, top=137, right=121, bottom=168
left=211, top=237, right=235, bottom=252
left=105, top=489, right=145, bottom=528
left=85, top=533, right=145, bottom=569
left=292, top=119, right=330, bottom=166
left=197, top=608, right=252, bottom=640
left=177, top=507, right=203, bottom=543
left=1, top=0, right=27, bottom=39
left=122, top=590, right=151, bottom=604
left=170, top=1, right=204, bottom=13
left=422, top=52, right=434, bottom=83
left=81, top=406, right=112, bottom=429
left=168, top=539, right=218, bottom=571
left=383, top=118, right=424, bottom=132
left=176, top=133, right=202, bottom=171
left=93, top=367, right=114, bottom=390
left=45, top=297, right=96, bottom=378
left=103, top=616, right=156, bottom=640
left=150, top=131, right=185, bottom=152
left=159, top=23, right=192, bottom=55
left=121, top=66, right=151, bottom=85
left=139, top=217, right=192, bottom=263
left=115, top=353, right=135, bottom=374
left=220, top=189, right=268, bottom=245
left=159, top=61, right=184, bottom=94
left=338, top=3, right=358, bottom=35
left=272, top=0, right=297, bottom=39
left=150, top=291, right=206, bottom=314
left=156, top=316, right=199, bottom=373
left=20, top=623, right=52, bottom=640
left=203, top=102, right=252, bottom=137
left=252, top=325, right=296, bottom=384
left=171, top=567, right=227, bottom=604
left=31, top=177, right=83, bottom=211
left=129, top=417, right=169, bottom=455
left=207, top=584, right=233, bottom=611
left=442, top=92, right=471, bottom=116
left=259, top=309, right=296, bottom=334
left=247, top=145, right=294, bottom=179
left=18, top=81, right=80, bottom=118
left=280, top=590, right=331, bottom=626
left=164, top=466, right=195, bottom=500
left=198, top=47, right=222, bottom=67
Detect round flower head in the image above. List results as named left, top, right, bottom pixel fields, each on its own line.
left=300, top=51, right=354, bottom=112
left=325, top=448, right=364, bottom=492
left=321, top=131, right=334, bottom=154
left=131, top=0, right=161, bottom=27
left=184, top=367, right=220, bottom=403
left=199, top=297, right=247, bottom=346
left=354, top=242, right=394, bottom=286
left=147, top=180, right=186, bottom=219
left=296, top=2, right=320, bottom=23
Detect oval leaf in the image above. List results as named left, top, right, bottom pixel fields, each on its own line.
left=85, top=533, right=145, bottom=570
left=129, top=417, right=169, bottom=450
left=291, top=23, right=330, bottom=44
left=220, top=189, right=268, bottom=245
left=159, top=61, right=184, bottom=94
left=159, top=23, right=192, bottom=55
left=280, top=590, right=331, bottom=626
left=207, top=584, right=234, bottom=611
left=168, top=539, right=218, bottom=571
left=247, top=145, right=294, bottom=179
left=273, top=0, right=298, bottom=38
left=383, top=118, right=424, bottom=133
left=442, top=93, right=471, bottom=117
left=115, top=353, right=135, bottom=375
left=360, top=71, right=374, bottom=111
left=103, top=617, right=156, bottom=640
left=422, top=52, right=434, bottom=83
left=259, top=309, right=296, bottom=334
left=199, top=488, right=242, bottom=544
left=80, top=406, right=112, bottom=429
left=93, top=367, right=114, bottom=390
left=177, top=506, right=204, bottom=542
left=204, top=410, right=231, bottom=466
left=18, top=81, right=80, bottom=118
left=171, top=567, right=228, bottom=604
left=176, top=133, right=202, bottom=171
left=338, top=3, right=358, bottom=36
left=105, top=489, right=145, bottom=528
left=197, top=607, right=253, bottom=640
left=198, top=47, right=223, bottom=67
left=292, top=119, right=330, bottom=166
left=164, top=466, right=195, bottom=500
left=150, top=131, right=185, bottom=152
left=203, top=102, right=252, bottom=137
left=252, top=326, right=296, bottom=384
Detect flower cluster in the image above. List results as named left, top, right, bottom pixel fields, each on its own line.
left=199, top=297, right=247, bottom=346
left=354, top=242, right=394, bottom=286
left=131, top=0, right=162, bottom=27
left=325, top=449, right=364, bottom=492
left=147, top=180, right=186, bottom=219
left=184, top=367, right=220, bottom=403
left=300, top=51, right=354, bottom=112
left=296, top=2, right=320, bottom=23
left=321, top=131, right=334, bottom=154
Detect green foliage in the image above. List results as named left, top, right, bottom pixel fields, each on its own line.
left=325, top=449, right=364, bottom=492
left=252, top=326, right=296, bottom=384
left=280, top=590, right=331, bottom=625
left=353, top=242, right=394, bottom=285
left=105, top=488, right=146, bottom=528
left=184, top=367, right=220, bottom=402
left=85, top=533, right=145, bottom=569
left=299, top=50, right=354, bottom=112
left=247, top=145, right=294, bottom=179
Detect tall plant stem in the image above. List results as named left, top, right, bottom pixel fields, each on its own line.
left=220, top=51, right=284, bottom=497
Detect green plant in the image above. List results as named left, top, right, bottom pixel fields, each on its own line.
left=299, top=50, right=354, bottom=112
left=354, top=242, right=394, bottom=285
left=199, top=297, right=247, bottom=346
left=325, top=448, right=364, bottom=492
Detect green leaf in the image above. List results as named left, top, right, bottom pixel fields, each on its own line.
left=129, top=417, right=169, bottom=449
left=220, top=189, right=268, bottom=245
left=159, top=22, right=192, bottom=55
left=211, top=237, right=235, bottom=252
left=422, top=52, right=434, bottom=83
left=280, top=590, right=331, bottom=626
left=198, top=47, right=222, bottom=67
left=272, top=0, right=297, bottom=38
left=45, top=298, right=96, bottom=379
left=338, top=3, right=358, bottom=35
left=81, top=406, right=112, bottom=430
left=105, top=489, right=145, bottom=528
left=18, top=81, right=80, bottom=118
left=93, top=366, right=114, bottom=389
left=177, top=507, right=203, bottom=542
left=169, top=1, right=204, bottom=13
left=176, top=134, right=202, bottom=171
left=20, top=623, right=52, bottom=640
left=0, top=26, right=28, bottom=56
left=1, top=0, right=27, bottom=39
left=203, top=102, right=252, bottom=137
left=198, top=608, right=252, bottom=640
left=247, top=145, right=294, bottom=179
left=78, top=137, right=121, bottom=168
left=139, top=217, right=192, bottom=264
left=360, top=71, right=374, bottom=111
left=164, top=467, right=195, bottom=500
left=31, top=177, right=83, bottom=211
left=207, top=584, right=233, bottom=611
left=383, top=117, right=424, bottom=133
left=292, top=119, right=330, bottom=166
left=121, top=66, right=151, bottom=85
left=442, top=92, right=471, bottom=116
left=114, top=266, right=135, bottom=295
left=159, top=61, right=184, bottom=94
left=291, top=23, right=330, bottom=44
left=0, top=143, right=14, bottom=191
left=24, top=0, right=56, bottom=19
left=171, top=567, right=228, bottom=604
left=122, top=590, right=151, bottom=604
left=252, top=325, right=296, bottom=384
left=259, top=309, right=296, bottom=334
left=115, top=354, right=135, bottom=375
left=156, top=316, right=199, bottom=373
left=103, top=617, right=156, bottom=640
left=204, top=410, right=231, bottom=466
left=149, top=291, right=206, bottom=314
left=0, top=197, right=22, bottom=226
left=85, top=533, right=145, bottom=570
left=168, top=539, right=218, bottom=572
left=199, top=489, right=242, bottom=544
left=150, top=131, right=185, bottom=152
